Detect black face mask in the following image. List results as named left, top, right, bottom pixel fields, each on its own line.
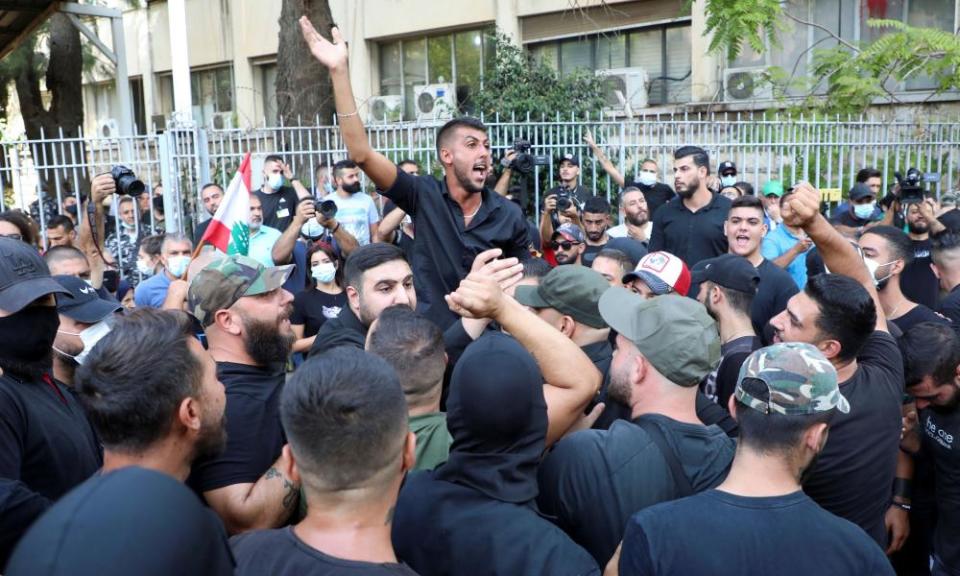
left=65, top=204, right=78, bottom=216
left=0, top=305, right=59, bottom=378
left=342, top=182, right=362, bottom=195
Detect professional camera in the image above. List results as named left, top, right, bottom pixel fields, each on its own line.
left=555, top=191, right=574, bottom=213
left=315, top=199, right=338, bottom=219
left=895, top=168, right=925, bottom=204
left=511, top=139, right=550, bottom=175
left=110, top=165, right=145, bottom=197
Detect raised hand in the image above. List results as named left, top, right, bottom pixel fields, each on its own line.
left=783, top=182, right=822, bottom=230
left=298, top=16, right=348, bottom=71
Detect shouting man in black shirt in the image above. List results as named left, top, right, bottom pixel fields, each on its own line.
left=231, top=348, right=418, bottom=576
left=769, top=183, right=905, bottom=550
left=0, top=238, right=103, bottom=567
left=300, top=19, right=530, bottom=330
left=186, top=254, right=300, bottom=534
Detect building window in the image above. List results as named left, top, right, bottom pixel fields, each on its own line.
left=191, top=66, right=234, bottom=127
left=259, top=63, right=278, bottom=126
left=377, top=26, right=494, bottom=120
left=527, top=23, right=693, bottom=106
left=130, top=77, right=146, bottom=135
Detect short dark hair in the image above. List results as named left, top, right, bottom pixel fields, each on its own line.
left=735, top=377, right=833, bottom=454
left=729, top=194, right=765, bottom=217
left=931, top=230, right=960, bottom=268
left=708, top=281, right=755, bottom=316
left=0, top=210, right=36, bottom=245
left=343, top=243, right=407, bottom=292
left=594, top=249, right=632, bottom=276
left=522, top=257, right=552, bottom=279
left=583, top=196, right=611, bottom=215
left=140, top=234, right=164, bottom=258
left=281, top=347, right=407, bottom=491
left=397, top=159, right=418, bottom=170
left=862, top=225, right=913, bottom=265
left=619, top=186, right=643, bottom=206
left=264, top=154, right=284, bottom=166
left=200, top=182, right=222, bottom=195
left=369, top=306, right=445, bottom=408
left=735, top=181, right=755, bottom=196
left=75, top=309, right=203, bottom=452
left=805, top=274, right=876, bottom=362
left=674, top=146, right=710, bottom=174
left=46, top=215, right=75, bottom=233
left=856, top=168, right=882, bottom=183
left=900, top=322, right=960, bottom=388
left=44, top=245, right=86, bottom=267
left=436, top=117, right=486, bottom=157
left=333, top=159, right=359, bottom=181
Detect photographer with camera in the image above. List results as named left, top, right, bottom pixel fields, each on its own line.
left=273, top=196, right=359, bottom=271
left=546, top=153, right=590, bottom=206
left=83, top=167, right=146, bottom=288
left=539, top=187, right=583, bottom=266
left=320, top=160, right=380, bottom=247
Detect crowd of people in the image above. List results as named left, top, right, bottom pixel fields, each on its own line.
left=0, top=16, right=958, bottom=576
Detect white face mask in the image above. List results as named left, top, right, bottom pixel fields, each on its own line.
left=55, top=318, right=113, bottom=365
left=311, top=262, right=337, bottom=284
left=137, top=258, right=155, bottom=277
left=267, top=172, right=284, bottom=191
left=853, top=202, right=876, bottom=220
left=720, top=175, right=737, bottom=188
left=638, top=170, right=657, bottom=187
left=301, top=219, right=325, bottom=239
left=166, top=255, right=190, bottom=278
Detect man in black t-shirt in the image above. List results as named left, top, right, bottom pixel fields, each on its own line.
left=933, top=231, right=960, bottom=328
left=580, top=196, right=611, bottom=268
left=583, top=131, right=676, bottom=219
left=545, top=153, right=591, bottom=207
left=769, top=183, right=905, bottom=550
left=231, top=348, right=418, bottom=576
left=902, top=199, right=945, bottom=309
left=186, top=254, right=300, bottom=535
left=858, top=226, right=950, bottom=334
left=619, top=343, right=892, bottom=576
left=900, top=323, right=960, bottom=576
left=255, top=155, right=312, bottom=231
left=692, top=254, right=762, bottom=411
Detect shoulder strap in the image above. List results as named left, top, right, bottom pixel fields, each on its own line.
left=635, top=418, right=694, bottom=498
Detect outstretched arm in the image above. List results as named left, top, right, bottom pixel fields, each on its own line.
left=299, top=18, right=397, bottom=191
left=584, top=130, right=626, bottom=188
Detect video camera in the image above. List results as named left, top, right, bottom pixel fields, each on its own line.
left=895, top=168, right=925, bottom=204
left=511, top=139, right=550, bottom=175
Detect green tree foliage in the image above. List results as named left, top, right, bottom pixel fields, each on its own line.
left=471, top=32, right=606, bottom=119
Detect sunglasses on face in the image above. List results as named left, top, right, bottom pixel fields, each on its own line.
left=552, top=240, right=580, bottom=251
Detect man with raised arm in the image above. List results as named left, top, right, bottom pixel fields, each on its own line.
left=299, top=18, right=530, bottom=329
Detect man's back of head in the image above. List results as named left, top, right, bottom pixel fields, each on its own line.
left=801, top=274, right=876, bottom=363
left=282, top=346, right=411, bottom=498
left=367, top=305, right=445, bottom=415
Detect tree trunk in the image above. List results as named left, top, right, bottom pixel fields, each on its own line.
left=276, top=0, right=336, bottom=127
left=15, top=12, right=88, bottom=200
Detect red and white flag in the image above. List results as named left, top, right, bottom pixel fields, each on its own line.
left=199, top=152, right=251, bottom=255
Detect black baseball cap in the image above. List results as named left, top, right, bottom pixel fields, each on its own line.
left=0, top=238, right=71, bottom=313
left=718, top=161, right=737, bottom=176
left=849, top=183, right=875, bottom=201
left=54, top=275, right=121, bottom=323
left=559, top=153, right=580, bottom=167
left=690, top=254, right=760, bottom=294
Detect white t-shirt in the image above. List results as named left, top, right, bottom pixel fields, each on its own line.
left=608, top=222, right=653, bottom=241
left=323, top=192, right=380, bottom=245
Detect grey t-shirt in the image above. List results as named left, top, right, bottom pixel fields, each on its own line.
left=537, top=414, right=736, bottom=566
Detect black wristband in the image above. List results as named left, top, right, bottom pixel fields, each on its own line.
left=893, top=478, right=912, bottom=500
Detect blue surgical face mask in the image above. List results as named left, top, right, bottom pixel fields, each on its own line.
left=323, top=182, right=335, bottom=195
left=267, top=172, right=284, bottom=191
left=853, top=202, right=876, bottom=220
left=301, top=219, right=325, bottom=239
left=166, top=255, right=190, bottom=278
left=638, top=170, right=657, bottom=187
left=720, top=175, right=737, bottom=188
left=312, top=262, right=336, bottom=284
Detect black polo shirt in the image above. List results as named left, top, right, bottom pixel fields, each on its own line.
left=648, top=193, right=731, bottom=267
left=383, top=167, right=531, bottom=329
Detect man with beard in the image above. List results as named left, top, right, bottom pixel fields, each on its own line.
left=186, top=254, right=300, bottom=534
left=300, top=18, right=529, bottom=330
left=858, top=225, right=949, bottom=334
left=768, top=183, right=904, bottom=550
left=0, top=238, right=102, bottom=567
left=193, top=183, right=224, bottom=245
left=902, top=198, right=945, bottom=309
left=248, top=194, right=284, bottom=267
left=75, top=308, right=227, bottom=481
left=583, top=132, right=676, bottom=219
left=551, top=223, right=587, bottom=267
left=537, top=292, right=735, bottom=567
left=618, top=344, right=893, bottom=576
left=580, top=197, right=612, bottom=268
left=320, top=159, right=380, bottom=246
left=719, top=195, right=798, bottom=338
left=51, top=275, right=121, bottom=387
left=608, top=187, right=652, bottom=245
left=900, top=323, right=960, bottom=576
left=649, top=146, right=731, bottom=267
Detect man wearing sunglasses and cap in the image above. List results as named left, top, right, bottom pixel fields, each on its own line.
left=0, top=237, right=102, bottom=566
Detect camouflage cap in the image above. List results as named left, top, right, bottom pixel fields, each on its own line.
left=187, top=255, right=293, bottom=327
left=735, top=342, right=850, bottom=416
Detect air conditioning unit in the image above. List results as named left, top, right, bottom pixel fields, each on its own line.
left=724, top=67, right=773, bottom=101
left=97, top=118, right=119, bottom=139
left=596, top=68, right=649, bottom=113
left=209, top=112, right=235, bottom=130
left=368, top=95, right=404, bottom=123
left=414, top=83, right=456, bottom=121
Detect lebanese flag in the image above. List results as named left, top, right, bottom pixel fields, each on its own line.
left=199, top=152, right=251, bottom=256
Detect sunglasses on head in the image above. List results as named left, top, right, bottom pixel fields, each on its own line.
left=552, top=240, right=580, bottom=251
